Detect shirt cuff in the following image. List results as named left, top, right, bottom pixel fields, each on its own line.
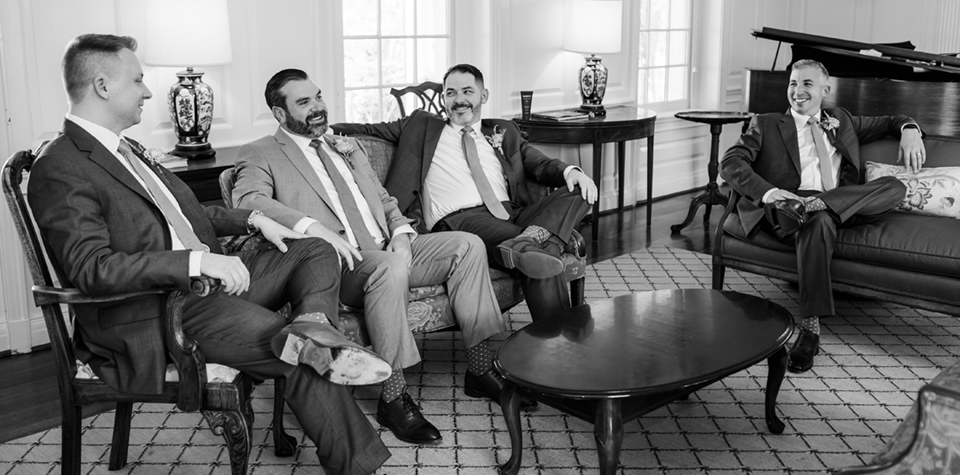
left=761, top=188, right=779, bottom=204
left=562, top=166, right=583, bottom=180
left=392, top=224, right=417, bottom=242
left=189, top=251, right=203, bottom=277
left=293, top=217, right=319, bottom=234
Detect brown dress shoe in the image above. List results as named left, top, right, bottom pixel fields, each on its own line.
left=376, top=393, right=442, bottom=445
left=271, top=313, right=392, bottom=386
left=464, top=370, right=538, bottom=411
left=495, top=236, right=564, bottom=278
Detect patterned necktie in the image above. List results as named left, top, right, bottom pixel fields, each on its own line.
left=807, top=117, right=836, bottom=190
left=117, top=141, right=207, bottom=251
left=310, top=140, right=380, bottom=251
left=460, top=128, right=509, bottom=219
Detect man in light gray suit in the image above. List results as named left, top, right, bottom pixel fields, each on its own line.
left=233, top=69, right=527, bottom=446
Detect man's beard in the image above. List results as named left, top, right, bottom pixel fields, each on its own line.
left=447, top=101, right=481, bottom=126
left=284, top=110, right=327, bottom=138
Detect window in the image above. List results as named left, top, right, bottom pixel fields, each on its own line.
left=637, top=0, right=692, bottom=108
left=341, top=0, right=451, bottom=123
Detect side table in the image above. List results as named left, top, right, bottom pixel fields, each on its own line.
left=513, top=106, right=657, bottom=241
left=670, top=111, right=753, bottom=233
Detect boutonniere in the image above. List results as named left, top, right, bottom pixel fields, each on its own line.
left=485, top=126, right=505, bottom=154
left=326, top=135, right=356, bottom=168
left=820, top=116, right=840, bottom=132
left=143, top=148, right=168, bottom=166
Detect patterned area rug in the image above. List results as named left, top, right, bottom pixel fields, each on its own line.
left=1, top=247, right=957, bottom=474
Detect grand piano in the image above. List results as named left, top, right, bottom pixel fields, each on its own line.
left=745, top=27, right=960, bottom=137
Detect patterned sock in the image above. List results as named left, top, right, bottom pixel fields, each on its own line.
left=380, top=370, right=407, bottom=403
left=518, top=225, right=551, bottom=244
left=803, top=197, right=828, bottom=213
left=800, top=316, right=821, bottom=335
left=466, top=341, right=494, bottom=376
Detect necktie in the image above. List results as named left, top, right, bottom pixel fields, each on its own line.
left=310, top=140, right=380, bottom=251
left=117, top=141, right=207, bottom=251
left=807, top=117, right=836, bottom=190
left=460, top=128, right=509, bottom=219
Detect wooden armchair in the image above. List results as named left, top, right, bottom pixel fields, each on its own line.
left=3, top=150, right=258, bottom=474
left=390, top=81, right=444, bottom=118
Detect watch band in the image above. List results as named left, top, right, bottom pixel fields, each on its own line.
left=246, top=210, right=264, bottom=233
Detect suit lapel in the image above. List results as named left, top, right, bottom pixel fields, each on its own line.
left=274, top=129, right=339, bottom=217
left=824, top=108, right=857, bottom=172
left=324, top=136, right=389, bottom=236
left=778, top=111, right=803, bottom=176
left=480, top=120, right=514, bottom=173
left=64, top=121, right=155, bottom=205
left=421, top=116, right=445, bottom=184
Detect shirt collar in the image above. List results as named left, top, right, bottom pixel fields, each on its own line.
left=790, top=108, right=823, bottom=130
left=447, top=121, right=480, bottom=136
left=281, top=127, right=332, bottom=153
left=66, top=113, right=122, bottom=153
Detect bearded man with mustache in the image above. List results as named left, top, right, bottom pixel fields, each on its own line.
left=332, top=63, right=599, bottom=322
left=720, top=59, right=925, bottom=373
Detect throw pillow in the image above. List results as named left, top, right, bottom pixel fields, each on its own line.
left=864, top=161, right=960, bottom=219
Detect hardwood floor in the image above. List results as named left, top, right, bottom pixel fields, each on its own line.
left=0, top=187, right=726, bottom=443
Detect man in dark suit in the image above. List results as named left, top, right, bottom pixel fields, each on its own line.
left=28, top=33, right=390, bottom=474
left=721, top=59, right=924, bottom=373
left=233, top=69, right=513, bottom=445
left=332, top=64, right=598, bottom=320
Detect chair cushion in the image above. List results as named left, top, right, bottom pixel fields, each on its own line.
left=76, top=361, right=240, bottom=384
left=865, top=161, right=960, bottom=219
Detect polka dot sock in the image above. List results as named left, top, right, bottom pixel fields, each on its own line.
left=380, top=370, right=407, bottom=403
left=802, top=197, right=828, bottom=212
left=518, top=225, right=550, bottom=244
left=466, top=341, right=494, bottom=376
left=800, top=316, right=821, bottom=335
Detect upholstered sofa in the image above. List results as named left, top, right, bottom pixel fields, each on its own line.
left=712, top=135, right=960, bottom=317
left=220, top=134, right=587, bottom=346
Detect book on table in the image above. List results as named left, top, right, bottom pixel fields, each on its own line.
left=529, top=110, right=590, bottom=121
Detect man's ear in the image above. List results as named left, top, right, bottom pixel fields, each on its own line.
left=92, top=75, right=110, bottom=100
left=480, top=88, right=489, bottom=105
left=271, top=106, right=286, bottom=124
left=823, top=84, right=831, bottom=96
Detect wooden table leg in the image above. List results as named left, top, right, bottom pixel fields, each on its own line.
left=594, top=398, right=623, bottom=475
left=498, top=381, right=523, bottom=475
left=765, top=346, right=788, bottom=434
left=591, top=139, right=602, bottom=242
left=646, top=135, right=654, bottom=227
left=617, top=141, right=626, bottom=212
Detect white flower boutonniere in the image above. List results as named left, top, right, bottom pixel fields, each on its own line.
left=820, top=116, right=840, bottom=132
left=485, top=126, right=505, bottom=154
left=332, top=136, right=355, bottom=155
left=143, top=148, right=167, bottom=166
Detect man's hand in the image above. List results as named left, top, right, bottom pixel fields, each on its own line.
left=565, top=169, right=598, bottom=204
left=764, top=189, right=802, bottom=203
left=898, top=128, right=925, bottom=173
left=386, top=233, right=413, bottom=268
left=305, top=222, right=362, bottom=270
left=249, top=213, right=308, bottom=253
left=199, top=254, right=250, bottom=295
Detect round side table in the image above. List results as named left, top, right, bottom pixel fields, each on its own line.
left=671, top=111, right=754, bottom=233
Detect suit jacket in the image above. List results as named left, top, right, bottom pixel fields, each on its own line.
left=232, top=129, right=414, bottom=242
left=27, top=119, right=252, bottom=395
left=720, top=107, right=914, bottom=235
left=332, top=110, right=569, bottom=231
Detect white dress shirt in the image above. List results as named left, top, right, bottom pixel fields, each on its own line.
left=65, top=113, right=203, bottom=276
left=762, top=109, right=840, bottom=203
left=284, top=130, right=414, bottom=248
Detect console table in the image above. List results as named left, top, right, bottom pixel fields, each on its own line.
left=513, top=106, right=657, bottom=241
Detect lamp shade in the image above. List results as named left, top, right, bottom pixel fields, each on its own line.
left=563, top=0, right=623, bottom=55
left=143, top=0, right=232, bottom=66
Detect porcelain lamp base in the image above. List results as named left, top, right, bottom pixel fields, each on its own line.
left=167, top=67, right=217, bottom=160
left=577, top=54, right=608, bottom=116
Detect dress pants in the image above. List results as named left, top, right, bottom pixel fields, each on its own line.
left=339, top=231, right=505, bottom=370
left=435, top=187, right=591, bottom=320
left=181, top=238, right=389, bottom=475
left=763, top=176, right=906, bottom=317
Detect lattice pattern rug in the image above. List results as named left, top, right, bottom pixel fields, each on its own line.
left=1, top=247, right=957, bottom=474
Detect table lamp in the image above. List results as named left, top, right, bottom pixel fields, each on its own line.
left=143, top=0, right=232, bottom=160
left=563, top=0, right=622, bottom=116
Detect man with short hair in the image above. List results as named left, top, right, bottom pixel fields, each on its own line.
left=233, top=68, right=519, bottom=446
left=29, top=34, right=390, bottom=474
left=332, top=64, right=598, bottom=321
left=721, top=59, right=924, bottom=373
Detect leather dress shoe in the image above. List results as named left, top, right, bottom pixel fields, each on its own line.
left=773, top=199, right=806, bottom=237
left=376, top=393, right=442, bottom=445
left=464, top=370, right=538, bottom=411
left=787, top=329, right=820, bottom=373
left=271, top=313, right=392, bottom=386
left=495, top=236, right=564, bottom=279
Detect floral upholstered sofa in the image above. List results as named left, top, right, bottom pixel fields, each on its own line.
left=713, top=134, right=960, bottom=317
left=220, top=134, right=587, bottom=346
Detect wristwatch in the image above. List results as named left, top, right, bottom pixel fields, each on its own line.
left=903, top=123, right=920, bottom=131
left=246, top=210, right=264, bottom=233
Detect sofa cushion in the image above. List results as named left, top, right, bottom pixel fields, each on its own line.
left=865, top=161, right=960, bottom=219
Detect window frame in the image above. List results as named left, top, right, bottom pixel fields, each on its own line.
left=631, top=0, right=695, bottom=112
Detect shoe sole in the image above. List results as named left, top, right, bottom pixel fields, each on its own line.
left=374, top=415, right=443, bottom=445
left=323, top=347, right=393, bottom=386
left=496, top=245, right=564, bottom=279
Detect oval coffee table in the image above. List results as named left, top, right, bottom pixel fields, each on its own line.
left=494, top=289, right=794, bottom=475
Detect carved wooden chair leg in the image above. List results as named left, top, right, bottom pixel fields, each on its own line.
left=108, top=401, right=133, bottom=470
left=272, top=377, right=297, bottom=457
left=570, top=277, right=586, bottom=307
left=204, top=410, right=251, bottom=475
left=61, top=404, right=82, bottom=475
